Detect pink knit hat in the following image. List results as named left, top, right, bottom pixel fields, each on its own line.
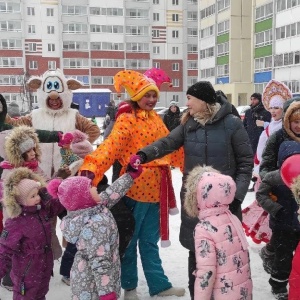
left=71, top=130, right=93, bottom=159
left=16, top=179, right=41, bottom=205
left=47, top=176, right=97, bottom=211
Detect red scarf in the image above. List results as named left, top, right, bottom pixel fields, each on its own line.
left=0, top=160, right=39, bottom=171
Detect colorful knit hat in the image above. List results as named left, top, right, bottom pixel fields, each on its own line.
left=262, top=80, right=292, bottom=111
left=71, top=130, right=93, bottom=159
left=47, top=176, right=97, bottom=211
left=143, top=68, right=172, bottom=90
left=114, top=70, right=160, bottom=101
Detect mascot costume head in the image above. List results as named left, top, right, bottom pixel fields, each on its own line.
left=27, top=69, right=82, bottom=115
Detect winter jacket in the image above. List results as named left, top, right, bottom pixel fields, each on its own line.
left=139, top=94, right=253, bottom=251
left=289, top=242, right=300, bottom=300
left=163, top=106, right=181, bottom=131
left=243, top=102, right=271, bottom=153
left=61, top=173, right=134, bottom=299
left=260, top=100, right=300, bottom=179
left=80, top=109, right=183, bottom=202
left=0, top=187, right=65, bottom=299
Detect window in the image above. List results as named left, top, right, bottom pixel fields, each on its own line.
left=48, top=61, right=56, bottom=69
left=27, top=7, right=35, bottom=15
left=187, top=60, right=198, bottom=70
left=172, top=63, right=179, bottom=71
left=255, top=56, right=272, bottom=71
left=188, top=44, right=198, bottom=53
left=187, top=11, right=197, bottom=21
left=153, top=46, right=160, bottom=54
left=172, top=79, right=180, bottom=87
left=200, top=68, right=215, bottom=78
left=256, top=2, right=273, bottom=21
left=152, top=29, right=160, bottom=38
left=200, top=46, right=215, bottom=59
left=47, top=8, right=54, bottom=16
left=0, top=39, right=22, bottom=49
left=29, top=61, right=38, bottom=69
left=172, top=0, right=179, bottom=4
left=188, top=28, right=197, bottom=37
left=172, top=14, right=179, bottom=22
left=255, top=29, right=272, bottom=46
left=217, top=42, right=229, bottom=56
left=47, top=26, right=54, bottom=34
left=217, top=20, right=229, bottom=35
left=153, top=0, right=159, bottom=3
left=172, top=46, right=179, bottom=54
left=28, top=43, right=37, bottom=52
left=153, top=13, right=159, bottom=21
left=153, top=62, right=160, bottom=68
left=217, top=64, right=229, bottom=76
left=64, top=58, right=89, bottom=68
left=28, top=25, right=36, bottom=34
left=200, top=4, right=215, bottom=19
left=201, top=25, right=214, bottom=38
left=172, top=30, right=179, bottom=38
left=217, top=0, right=230, bottom=12
left=48, top=43, right=55, bottom=51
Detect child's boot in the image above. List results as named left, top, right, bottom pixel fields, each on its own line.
left=157, top=286, right=185, bottom=297
left=259, top=245, right=274, bottom=274
left=124, top=288, right=139, bottom=300
left=271, top=287, right=288, bottom=300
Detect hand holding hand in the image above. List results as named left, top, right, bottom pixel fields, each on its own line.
left=127, top=155, right=143, bottom=179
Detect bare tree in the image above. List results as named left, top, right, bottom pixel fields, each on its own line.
left=19, top=71, right=33, bottom=113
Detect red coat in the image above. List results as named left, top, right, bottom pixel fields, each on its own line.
left=289, top=243, right=300, bottom=300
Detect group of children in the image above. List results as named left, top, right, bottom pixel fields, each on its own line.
left=1, top=75, right=300, bottom=300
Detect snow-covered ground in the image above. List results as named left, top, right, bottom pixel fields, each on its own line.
left=1, top=167, right=272, bottom=300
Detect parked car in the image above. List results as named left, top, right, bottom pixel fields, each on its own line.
left=153, top=106, right=167, bottom=113
left=236, top=105, right=250, bottom=121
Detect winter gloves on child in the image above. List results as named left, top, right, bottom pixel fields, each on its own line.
left=126, top=155, right=142, bottom=179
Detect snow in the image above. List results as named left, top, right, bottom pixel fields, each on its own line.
left=0, top=168, right=272, bottom=299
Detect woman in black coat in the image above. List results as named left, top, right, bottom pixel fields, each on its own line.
left=163, top=101, right=181, bottom=131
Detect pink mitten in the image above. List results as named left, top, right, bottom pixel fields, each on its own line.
left=99, top=292, right=117, bottom=300
left=58, top=132, right=74, bottom=147
left=127, top=155, right=143, bottom=179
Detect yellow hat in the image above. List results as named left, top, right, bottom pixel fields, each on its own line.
left=114, top=70, right=160, bottom=101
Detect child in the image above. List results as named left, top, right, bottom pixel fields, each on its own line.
left=242, top=79, right=292, bottom=245
left=184, top=165, right=252, bottom=300
left=256, top=141, right=300, bottom=300
left=47, top=155, right=142, bottom=300
left=0, top=167, right=66, bottom=299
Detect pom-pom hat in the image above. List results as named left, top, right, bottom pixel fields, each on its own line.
left=114, top=70, right=160, bottom=101
left=71, top=130, right=93, bottom=159
left=143, top=68, right=172, bottom=90
left=47, top=176, right=97, bottom=211
left=186, top=81, right=217, bottom=104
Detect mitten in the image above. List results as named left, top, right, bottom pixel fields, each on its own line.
left=127, top=155, right=143, bottom=179
left=58, top=132, right=74, bottom=147
left=99, top=292, right=117, bottom=300
left=80, top=170, right=95, bottom=181
left=135, top=151, right=147, bottom=164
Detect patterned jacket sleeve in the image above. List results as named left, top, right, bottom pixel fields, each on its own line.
left=99, top=173, right=133, bottom=209
left=194, top=225, right=217, bottom=300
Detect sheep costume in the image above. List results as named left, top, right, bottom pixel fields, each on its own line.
left=184, top=166, right=252, bottom=300
left=5, top=69, right=100, bottom=178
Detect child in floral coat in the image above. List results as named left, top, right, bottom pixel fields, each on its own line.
left=184, top=165, right=253, bottom=300
left=47, top=156, right=142, bottom=300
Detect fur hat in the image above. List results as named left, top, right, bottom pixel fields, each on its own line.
left=71, top=130, right=93, bottom=159
left=143, top=68, right=172, bottom=90
left=4, top=125, right=41, bottom=166
left=114, top=70, right=160, bottom=101
left=169, top=101, right=178, bottom=108
left=16, top=179, right=41, bottom=205
left=3, top=167, right=45, bottom=218
left=283, top=101, right=300, bottom=142
left=47, top=176, right=97, bottom=211
left=262, top=80, right=292, bottom=111
left=186, top=81, right=217, bottom=104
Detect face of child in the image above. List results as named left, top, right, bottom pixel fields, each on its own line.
left=269, top=107, right=283, bottom=121
left=25, top=187, right=41, bottom=206
left=24, top=148, right=36, bottom=162
left=170, top=105, right=177, bottom=113
left=291, top=120, right=300, bottom=135
left=90, top=186, right=100, bottom=203
left=137, top=90, right=158, bottom=111
left=186, top=94, right=207, bottom=116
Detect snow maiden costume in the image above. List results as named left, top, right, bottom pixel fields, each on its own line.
left=242, top=79, right=292, bottom=244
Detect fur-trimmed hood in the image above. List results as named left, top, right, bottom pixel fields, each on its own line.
left=4, top=125, right=41, bottom=166
left=3, top=167, right=45, bottom=218
left=283, top=101, right=300, bottom=142
left=184, top=165, right=218, bottom=218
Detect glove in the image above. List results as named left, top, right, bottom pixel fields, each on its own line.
left=136, top=152, right=147, bottom=164
left=127, top=155, right=143, bottom=179
left=0, top=94, right=7, bottom=127
left=80, top=170, right=95, bottom=181
left=99, top=292, right=117, bottom=300
left=229, top=198, right=241, bottom=214
left=56, top=167, right=71, bottom=179
left=58, top=132, right=74, bottom=147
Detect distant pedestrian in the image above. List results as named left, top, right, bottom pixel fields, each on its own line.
left=163, top=101, right=181, bottom=131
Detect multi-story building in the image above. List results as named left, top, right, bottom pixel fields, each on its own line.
left=2, top=0, right=300, bottom=113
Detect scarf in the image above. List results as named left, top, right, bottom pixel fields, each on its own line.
left=0, top=160, right=39, bottom=171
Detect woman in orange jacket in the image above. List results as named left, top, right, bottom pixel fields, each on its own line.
left=79, top=69, right=185, bottom=300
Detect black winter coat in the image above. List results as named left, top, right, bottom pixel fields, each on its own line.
left=139, top=95, right=253, bottom=251
left=163, top=107, right=181, bottom=131
left=243, top=102, right=271, bottom=153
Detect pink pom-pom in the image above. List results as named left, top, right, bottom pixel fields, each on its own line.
left=47, top=178, right=63, bottom=198
left=72, top=130, right=88, bottom=143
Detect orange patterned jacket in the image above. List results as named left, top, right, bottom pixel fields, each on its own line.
left=80, top=109, right=183, bottom=203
